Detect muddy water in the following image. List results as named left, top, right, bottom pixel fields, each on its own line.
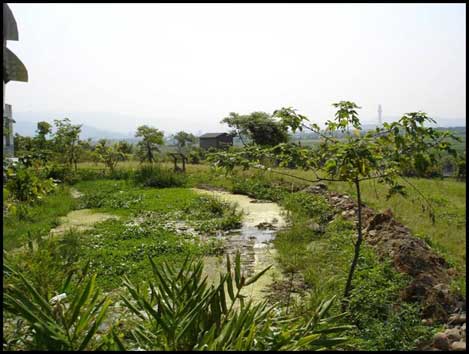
left=192, top=188, right=287, bottom=301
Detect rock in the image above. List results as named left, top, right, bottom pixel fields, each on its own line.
left=449, top=313, right=466, bottom=325
left=422, top=318, right=434, bottom=326
left=307, top=222, right=321, bottom=232
left=433, top=333, right=450, bottom=351
left=444, top=327, right=462, bottom=341
left=450, top=341, right=466, bottom=351
left=256, top=222, right=276, bottom=230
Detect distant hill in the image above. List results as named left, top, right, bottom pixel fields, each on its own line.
left=14, top=120, right=135, bottom=140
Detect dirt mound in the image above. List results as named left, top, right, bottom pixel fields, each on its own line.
left=304, top=184, right=465, bottom=323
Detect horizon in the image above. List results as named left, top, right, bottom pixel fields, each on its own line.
left=6, top=3, right=466, bottom=134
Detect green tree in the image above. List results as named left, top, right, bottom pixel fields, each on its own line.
left=94, top=141, right=126, bottom=172
left=34, top=121, right=52, bottom=150
left=52, top=118, right=82, bottom=171
left=221, top=111, right=289, bottom=147
left=174, top=131, right=196, bottom=153
left=135, top=125, right=164, bottom=163
left=209, top=101, right=459, bottom=310
left=116, top=140, right=133, bottom=156
left=13, top=133, right=34, bottom=155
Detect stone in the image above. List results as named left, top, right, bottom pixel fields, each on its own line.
left=433, top=333, right=449, bottom=351
left=422, top=318, right=434, bottom=326
left=444, top=327, right=461, bottom=341
left=450, top=341, right=466, bottom=351
left=449, top=313, right=466, bottom=325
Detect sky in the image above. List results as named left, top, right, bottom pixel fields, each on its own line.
left=6, top=3, right=466, bottom=135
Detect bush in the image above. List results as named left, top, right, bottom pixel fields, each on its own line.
left=5, top=165, right=56, bottom=203
left=133, top=164, right=187, bottom=188
left=121, top=253, right=351, bottom=351
left=282, top=192, right=334, bottom=224
left=44, top=163, right=74, bottom=184
left=231, top=174, right=285, bottom=201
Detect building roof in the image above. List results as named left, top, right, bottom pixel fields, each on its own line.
left=199, top=133, right=229, bottom=138
left=3, top=47, right=28, bottom=83
left=3, top=4, right=19, bottom=41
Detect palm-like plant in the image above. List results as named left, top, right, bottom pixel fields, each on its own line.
left=121, top=252, right=352, bottom=350
left=3, top=262, right=111, bottom=351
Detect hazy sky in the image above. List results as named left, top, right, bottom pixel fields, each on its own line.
left=6, top=3, right=466, bottom=134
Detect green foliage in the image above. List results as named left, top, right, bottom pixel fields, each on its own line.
left=347, top=252, right=434, bottom=350
left=182, top=196, right=243, bottom=233
left=222, top=111, right=289, bottom=146
left=135, top=125, right=164, bottom=163
left=133, top=164, right=187, bottom=188
left=231, top=173, right=286, bottom=202
left=282, top=192, right=334, bottom=224
left=34, top=121, right=53, bottom=150
left=3, top=186, right=76, bottom=250
left=174, top=131, right=197, bottom=153
left=121, top=253, right=350, bottom=351
left=4, top=262, right=111, bottom=351
left=93, top=140, right=127, bottom=172
left=188, top=146, right=205, bottom=164
left=52, top=118, right=82, bottom=169
left=44, top=163, right=75, bottom=184
left=78, top=189, right=144, bottom=209
left=5, top=164, right=57, bottom=203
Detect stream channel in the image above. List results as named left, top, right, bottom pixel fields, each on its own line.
left=193, top=188, right=287, bottom=302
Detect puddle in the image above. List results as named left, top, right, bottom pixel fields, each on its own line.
left=50, top=209, right=118, bottom=236
left=193, top=188, right=286, bottom=302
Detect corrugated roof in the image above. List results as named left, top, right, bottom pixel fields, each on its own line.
left=199, top=133, right=228, bottom=138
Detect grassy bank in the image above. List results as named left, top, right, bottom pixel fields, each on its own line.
left=3, top=185, right=77, bottom=251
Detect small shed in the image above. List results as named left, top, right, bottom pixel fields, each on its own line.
left=199, top=133, right=233, bottom=150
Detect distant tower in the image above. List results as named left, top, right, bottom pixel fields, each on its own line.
left=378, top=104, right=383, bottom=126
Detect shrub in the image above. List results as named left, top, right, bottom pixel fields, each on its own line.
left=282, top=192, right=334, bottom=224
left=121, top=252, right=351, bottom=351
left=43, top=163, right=74, bottom=184
left=3, top=263, right=111, bottom=351
left=6, top=165, right=56, bottom=203
left=231, top=175, right=285, bottom=201
left=133, top=164, right=187, bottom=188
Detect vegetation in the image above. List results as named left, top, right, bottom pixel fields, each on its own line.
left=135, top=125, right=165, bottom=163
left=222, top=111, right=289, bottom=146
left=3, top=104, right=465, bottom=351
left=210, top=101, right=460, bottom=308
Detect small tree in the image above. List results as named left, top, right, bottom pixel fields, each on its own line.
left=34, top=121, right=52, bottom=150
left=94, top=141, right=126, bottom=172
left=135, top=125, right=164, bottom=163
left=209, top=101, right=459, bottom=310
left=53, top=118, right=82, bottom=171
left=174, top=131, right=196, bottom=154
left=116, top=141, right=133, bottom=156
left=221, top=111, right=289, bottom=147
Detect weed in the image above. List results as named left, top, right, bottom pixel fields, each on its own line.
left=133, top=164, right=186, bottom=188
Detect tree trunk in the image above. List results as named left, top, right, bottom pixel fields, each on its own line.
left=342, top=178, right=363, bottom=311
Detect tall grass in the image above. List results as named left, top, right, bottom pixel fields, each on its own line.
left=133, top=164, right=187, bottom=188
left=3, top=186, right=76, bottom=251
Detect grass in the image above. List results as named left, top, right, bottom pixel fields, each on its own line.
left=273, top=194, right=437, bottom=350
left=3, top=185, right=77, bottom=251
left=76, top=161, right=466, bottom=271
left=70, top=180, right=240, bottom=290
left=4, top=160, right=463, bottom=351
left=275, top=169, right=466, bottom=272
